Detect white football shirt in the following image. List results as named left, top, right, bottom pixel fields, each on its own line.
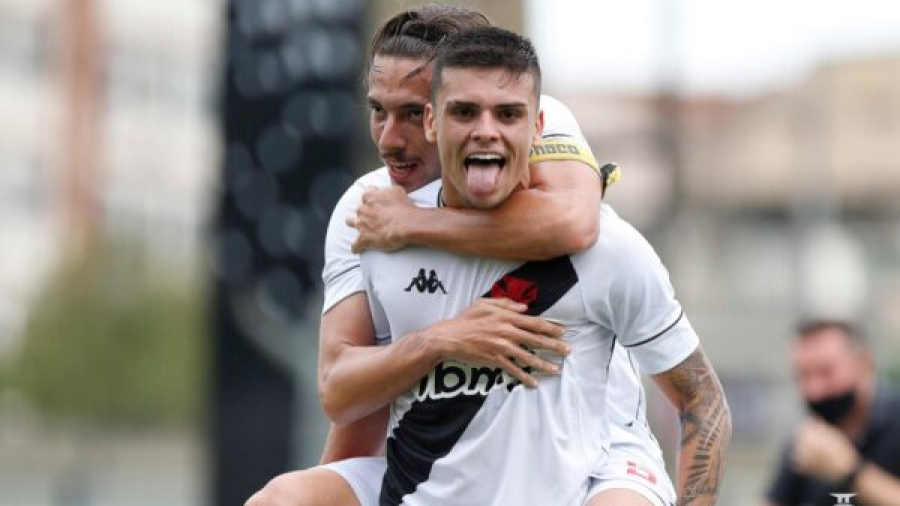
left=322, top=96, right=678, bottom=505
left=362, top=204, right=697, bottom=506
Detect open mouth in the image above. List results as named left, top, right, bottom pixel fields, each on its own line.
left=386, top=159, right=420, bottom=187
left=464, top=152, right=506, bottom=196
left=389, top=160, right=417, bottom=172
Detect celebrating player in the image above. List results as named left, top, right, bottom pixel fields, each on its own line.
left=246, top=7, right=716, bottom=506
left=356, top=26, right=731, bottom=506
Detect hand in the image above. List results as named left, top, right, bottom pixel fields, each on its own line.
left=428, top=298, right=570, bottom=388
left=791, top=417, right=860, bottom=482
left=347, top=186, right=416, bottom=253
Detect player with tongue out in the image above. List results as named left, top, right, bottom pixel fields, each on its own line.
left=426, top=64, right=542, bottom=210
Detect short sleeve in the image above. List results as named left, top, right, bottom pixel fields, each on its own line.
left=576, top=207, right=699, bottom=374
left=322, top=169, right=390, bottom=314
left=361, top=256, right=391, bottom=345
left=539, top=94, right=591, bottom=146
left=533, top=95, right=621, bottom=187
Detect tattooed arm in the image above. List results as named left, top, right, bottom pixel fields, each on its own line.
left=653, top=345, right=732, bottom=506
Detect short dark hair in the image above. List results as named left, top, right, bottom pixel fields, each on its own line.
left=431, top=26, right=541, bottom=101
left=368, top=5, right=491, bottom=77
left=796, top=319, right=867, bottom=347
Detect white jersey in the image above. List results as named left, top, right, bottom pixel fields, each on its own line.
left=362, top=204, right=698, bottom=506
left=322, top=96, right=678, bottom=504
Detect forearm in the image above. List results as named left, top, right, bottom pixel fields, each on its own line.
left=319, top=407, right=389, bottom=463
left=853, top=461, right=900, bottom=506
left=405, top=188, right=597, bottom=260
left=656, top=348, right=733, bottom=506
left=319, top=329, right=440, bottom=425
left=676, top=392, right=732, bottom=505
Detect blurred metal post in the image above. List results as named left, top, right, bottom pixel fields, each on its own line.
left=60, top=0, right=102, bottom=258
left=651, top=0, right=686, bottom=240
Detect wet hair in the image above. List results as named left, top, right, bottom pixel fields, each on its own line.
left=431, top=26, right=541, bottom=100
left=796, top=319, right=867, bottom=348
left=368, top=5, right=491, bottom=78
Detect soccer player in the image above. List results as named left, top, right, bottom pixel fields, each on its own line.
left=357, top=26, right=731, bottom=505
left=246, top=7, right=681, bottom=506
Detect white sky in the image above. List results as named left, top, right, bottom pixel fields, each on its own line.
left=526, top=0, right=900, bottom=95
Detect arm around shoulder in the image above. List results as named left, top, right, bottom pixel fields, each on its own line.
left=404, top=159, right=602, bottom=260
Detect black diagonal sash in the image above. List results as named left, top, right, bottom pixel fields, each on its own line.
left=379, top=255, right=578, bottom=506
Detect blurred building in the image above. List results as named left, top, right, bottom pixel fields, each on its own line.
left=0, top=0, right=221, bottom=355
left=556, top=50, right=900, bottom=433
left=558, top=53, right=900, bottom=216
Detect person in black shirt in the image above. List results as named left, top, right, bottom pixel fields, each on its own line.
left=762, top=320, right=900, bottom=506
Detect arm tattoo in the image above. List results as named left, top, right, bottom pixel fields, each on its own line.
left=669, top=348, right=732, bottom=506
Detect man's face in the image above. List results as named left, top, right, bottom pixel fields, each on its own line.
left=425, top=67, right=543, bottom=209
left=792, top=328, right=866, bottom=403
left=367, top=55, right=441, bottom=193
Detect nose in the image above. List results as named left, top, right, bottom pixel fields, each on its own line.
left=378, top=114, right=405, bottom=152
left=471, top=110, right=499, bottom=144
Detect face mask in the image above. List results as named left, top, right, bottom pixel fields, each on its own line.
left=806, top=389, right=857, bottom=425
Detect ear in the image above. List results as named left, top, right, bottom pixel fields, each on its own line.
left=533, top=108, right=544, bottom=144
left=424, top=102, right=437, bottom=143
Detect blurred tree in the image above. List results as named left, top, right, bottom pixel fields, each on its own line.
left=6, top=239, right=205, bottom=428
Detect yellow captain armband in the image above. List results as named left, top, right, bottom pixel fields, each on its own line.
left=529, top=138, right=621, bottom=190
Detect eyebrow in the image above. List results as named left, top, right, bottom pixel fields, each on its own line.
left=445, top=100, right=529, bottom=110
left=367, top=97, right=425, bottom=108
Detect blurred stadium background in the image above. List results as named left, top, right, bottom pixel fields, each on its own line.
left=0, top=0, right=898, bottom=504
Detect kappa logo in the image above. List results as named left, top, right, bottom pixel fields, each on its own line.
left=405, top=268, right=447, bottom=294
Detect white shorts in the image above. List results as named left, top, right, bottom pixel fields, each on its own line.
left=321, top=444, right=675, bottom=506
left=321, top=457, right=386, bottom=506
left=585, top=442, right=676, bottom=506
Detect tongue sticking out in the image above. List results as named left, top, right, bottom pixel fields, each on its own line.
left=466, top=164, right=502, bottom=197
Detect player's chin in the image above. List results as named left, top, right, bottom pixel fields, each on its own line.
left=465, top=191, right=504, bottom=210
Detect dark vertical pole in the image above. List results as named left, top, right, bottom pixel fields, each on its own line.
left=211, top=0, right=367, bottom=503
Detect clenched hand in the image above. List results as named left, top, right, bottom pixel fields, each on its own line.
left=348, top=186, right=416, bottom=253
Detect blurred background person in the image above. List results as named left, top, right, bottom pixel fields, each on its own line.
left=761, top=320, right=900, bottom=506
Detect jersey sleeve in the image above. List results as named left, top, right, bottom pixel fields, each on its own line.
left=533, top=94, right=620, bottom=189
left=578, top=208, right=699, bottom=374
left=539, top=94, right=590, bottom=144
left=361, top=255, right=391, bottom=345
left=322, top=179, right=366, bottom=314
